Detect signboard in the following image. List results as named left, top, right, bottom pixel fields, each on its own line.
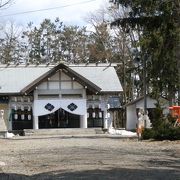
left=108, top=97, right=121, bottom=109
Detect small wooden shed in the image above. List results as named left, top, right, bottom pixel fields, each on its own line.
left=125, top=96, right=169, bottom=130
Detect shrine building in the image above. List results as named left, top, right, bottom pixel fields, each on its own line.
left=0, top=63, right=123, bottom=131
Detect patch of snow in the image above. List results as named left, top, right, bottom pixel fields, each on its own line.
left=0, top=161, right=6, bottom=166
left=108, top=128, right=137, bottom=137
left=5, top=132, right=15, bottom=138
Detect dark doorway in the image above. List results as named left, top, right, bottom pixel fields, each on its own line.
left=11, top=108, right=33, bottom=130
left=87, top=107, right=103, bottom=128
left=39, top=108, right=80, bottom=129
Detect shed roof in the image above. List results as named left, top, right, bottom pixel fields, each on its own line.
left=0, top=63, right=123, bottom=95
left=125, top=95, right=168, bottom=108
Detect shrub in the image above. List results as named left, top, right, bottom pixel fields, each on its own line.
left=142, top=128, right=156, bottom=140
left=142, top=101, right=180, bottom=140
left=142, top=126, right=180, bottom=140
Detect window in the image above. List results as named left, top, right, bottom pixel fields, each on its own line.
left=62, top=94, right=82, bottom=99
left=38, top=95, right=59, bottom=99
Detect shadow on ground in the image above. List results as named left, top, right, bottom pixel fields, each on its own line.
left=0, top=167, right=179, bottom=180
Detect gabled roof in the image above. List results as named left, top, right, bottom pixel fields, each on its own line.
left=0, top=63, right=123, bottom=95
left=21, top=63, right=101, bottom=94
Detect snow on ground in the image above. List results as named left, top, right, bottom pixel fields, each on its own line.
left=0, top=161, right=6, bottom=166
left=4, top=132, right=15, bottom=138
left=108, top=128, right=137, bottom=137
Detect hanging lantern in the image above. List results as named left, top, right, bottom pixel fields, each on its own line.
left=13, top=105, right=17, bottom=111
left=28, top=114, right=31, bottom=120
left=92, top=112, right=96, bottom=118
left=99, top=112, right=102, bottom=118
left=14, top=114, right=18, bottom=120
left=21, top=114, right=25, bottom=120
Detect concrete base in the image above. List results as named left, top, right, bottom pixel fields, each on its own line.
left=24, top=128, right=104, bottom=136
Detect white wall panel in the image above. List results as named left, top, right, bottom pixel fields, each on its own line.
left=49, top=82, right=59, bottom=89
left=37, top=82, right=48, bottom=90
left=50, top=73, right=59, bottom=81
left=126, top=104, right=137, bottom=130
left=73, top=82, right=83, bottom=89
left=61, top=82, right=72, bottom=89
left=61, top=72, right=71, bottom=80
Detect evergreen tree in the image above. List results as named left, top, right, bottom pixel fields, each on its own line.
left=88, top=22, right=112, bottom=63
left=61, top=25, right=88, bottom=63
left=111, top=0, right=180, bottom=104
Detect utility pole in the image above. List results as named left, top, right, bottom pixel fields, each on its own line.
left=143, top=53, right=147, bottom=128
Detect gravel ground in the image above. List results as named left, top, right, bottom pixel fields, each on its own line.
left=0, top=135, right=180, bottom=180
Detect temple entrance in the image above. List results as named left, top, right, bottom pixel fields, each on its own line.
left=39, top=108, right=80, bottom=129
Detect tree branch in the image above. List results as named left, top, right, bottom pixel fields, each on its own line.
left=0, top=0, right=13, bottom=8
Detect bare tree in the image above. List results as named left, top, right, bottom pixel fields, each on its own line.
left=0, top=0, right=13, bottom=9
left=85, top=5, right=134, bottom=128
left=85, top=6, right=135, bottom=103
left=0, top=21, right=23, bottom=64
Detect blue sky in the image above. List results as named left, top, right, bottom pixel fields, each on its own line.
left=0, top=0, right=108, bottom=27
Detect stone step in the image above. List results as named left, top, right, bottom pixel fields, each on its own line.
left=24, top=128, right=104, bottom=136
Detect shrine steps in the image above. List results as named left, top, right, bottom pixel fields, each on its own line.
left=23, top=128, right=105, bottom=136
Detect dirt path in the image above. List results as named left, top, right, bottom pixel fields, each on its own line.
left=0, top=136, right=180, bottom=179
